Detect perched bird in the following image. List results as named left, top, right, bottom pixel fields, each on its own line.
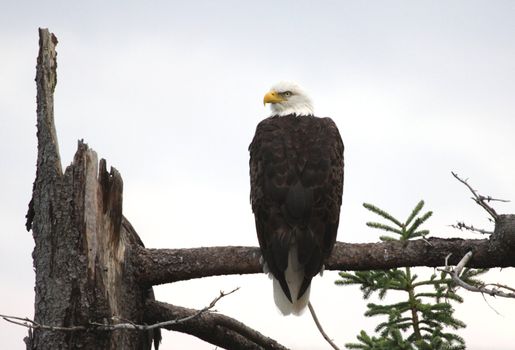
left=249, top=81, right=344, bottom=315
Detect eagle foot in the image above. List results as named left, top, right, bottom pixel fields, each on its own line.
left=259, top=255, right=272, bottom=277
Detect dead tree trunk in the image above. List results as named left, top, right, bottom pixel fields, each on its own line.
left=25, top=28, right=158, bottom=350
left=23, top=28, right=515, bottom=350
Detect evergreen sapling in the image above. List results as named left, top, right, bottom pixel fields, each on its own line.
left=336, top=201, right=487, bottom=350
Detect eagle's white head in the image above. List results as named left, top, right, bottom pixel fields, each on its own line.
left=263, top=81, right=314, bottom=117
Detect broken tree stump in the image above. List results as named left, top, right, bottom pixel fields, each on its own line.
left=25, top=28, right=159, bottom=350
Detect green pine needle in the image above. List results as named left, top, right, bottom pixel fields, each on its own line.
left=406, top=211, right=433, bottom=237
left=336, top=200, right=481, bottom=350
left=363, top=203, right=403, bottom=227
left=405, top=200, right=425, bottom=226
left=379, top=235, right=399, bottom=242
left=366, top=222, right=403, bottom=234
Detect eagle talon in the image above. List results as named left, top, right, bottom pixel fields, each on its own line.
left=260, top=256, right=271, bottom=276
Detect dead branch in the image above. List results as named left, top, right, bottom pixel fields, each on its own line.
left=91, top=288, right=239, bottom=331
left=308, top=302, right=340, bottom=350
left=451, top=172, right=509, bottom=221
left=440, top=252, right=515, bottom=299
left=144, top=300, right=289, bottom=350
left=484, top=283, right=515, bottom=294
left=1, top=315, right=87, bottom=332
left=451, top=222, right=493, bottom=235
left=1, top=288, right=239, bottom=333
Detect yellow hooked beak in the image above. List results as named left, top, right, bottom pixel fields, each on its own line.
left=263, top=90, right=285, bottom=106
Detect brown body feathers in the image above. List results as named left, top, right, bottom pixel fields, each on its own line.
left=249, top=114, right=344, bottom=306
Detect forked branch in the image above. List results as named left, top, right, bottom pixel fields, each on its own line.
left=144, top=300, right=289, bottom=350
left=452, top=172, right=509, bottom=221
left=440, top=252, right=515, bottom=299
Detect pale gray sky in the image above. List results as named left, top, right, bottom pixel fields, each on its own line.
left=1, top=1, right=515, bottom=349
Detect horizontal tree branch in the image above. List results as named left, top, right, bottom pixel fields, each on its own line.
left=144, top=300, right=289, bottom=350
left=135, top=245, right=261, bottom=285
left=135, top=236, right=515, bottom=287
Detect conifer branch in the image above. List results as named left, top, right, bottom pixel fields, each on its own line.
left=405, top=201, right=424, bottom=227
left=339, top=201, right=468, bottom=349
left=363, top=203, right=403, bottom=227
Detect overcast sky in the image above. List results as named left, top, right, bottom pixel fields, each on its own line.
left=1, top=1, right=515, bottom=349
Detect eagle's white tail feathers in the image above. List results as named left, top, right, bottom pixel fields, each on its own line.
left=272, top=244, right=311, bottom=316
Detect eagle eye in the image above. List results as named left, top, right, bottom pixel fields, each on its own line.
left=282, top=91, right=293, bottom=97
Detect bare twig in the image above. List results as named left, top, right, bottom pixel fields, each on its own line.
left=480, top=292, right=502, bottom=316
left=1, top=288, right=239, bottom=332
left=451, top=172, right=509, bottom=221
left=454, top=251, right=472, bottom=275
left=481, top=195, right=510, bottom=203
left=485, top=283, right=515, bottom=294
left=1, top=315, right=87, bottom=332
left=308, top=301, right=340, bottom=350
left=145, top=299, right=289, bottom=350
left=451, top=222, right=493, bottom=235
left=439, top=252, right=515, bottom=299
left=421, top=236, right=433, bottom=246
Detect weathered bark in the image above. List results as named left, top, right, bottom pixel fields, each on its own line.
left=134, top=246, right=263, bottom=286
left=26, top=28, right=159, bottom=350
left=134, top=233, right=515, bottom=286
left=490, top=214, right=515, bottom=255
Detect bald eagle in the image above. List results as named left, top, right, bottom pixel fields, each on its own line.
left=249, top=82, right=344, bottom=315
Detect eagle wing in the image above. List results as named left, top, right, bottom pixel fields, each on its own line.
left=249, top=115, right=344, bottom=302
